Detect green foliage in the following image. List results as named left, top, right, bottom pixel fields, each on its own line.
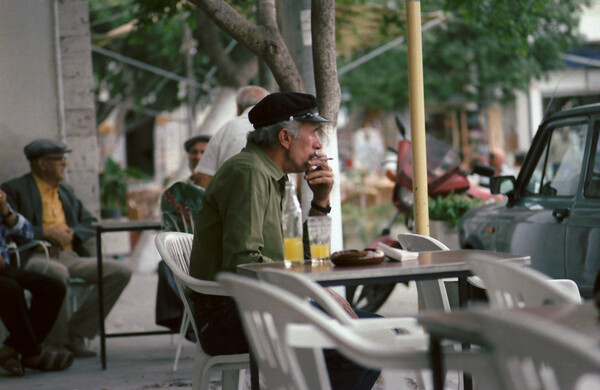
left=99, top=157, right=150, bottom=213
left=339, top=47, right=410, bottom=111
left=90, top=0, right=214, bottom=123
left=341, top=0, right=589, bottom=111
left=428, top=194, right=480, bottom=229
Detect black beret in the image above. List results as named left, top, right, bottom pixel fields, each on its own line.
left=248, top=92, right=329, bottom=129
left=24, top=139, right=72, bottom=161
left=184, top=135, right=211, bottom=153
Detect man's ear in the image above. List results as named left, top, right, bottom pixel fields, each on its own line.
left=32, top=159, right=44, bottom=173
left=279, top=128, right=292, bottom=150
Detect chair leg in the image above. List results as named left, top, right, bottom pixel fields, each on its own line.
left=193, top=345, right=211, bottom=390
left=173, top=311, right=190, bottom=371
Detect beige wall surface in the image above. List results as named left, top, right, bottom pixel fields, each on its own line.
left=0, top=0, right=99, bottom=216
left=0, top=0, right=60, bottom=181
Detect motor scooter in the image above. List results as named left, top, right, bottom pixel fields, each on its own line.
left=345, top=117, right=495, bottom=312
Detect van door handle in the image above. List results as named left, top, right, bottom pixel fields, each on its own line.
left=552, top=208, right=570, bottom=223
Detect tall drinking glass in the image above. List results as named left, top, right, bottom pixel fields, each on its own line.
left=307, top=216, right=331, bottom=264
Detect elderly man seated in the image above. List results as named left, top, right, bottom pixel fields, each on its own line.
left=1, top=139, right=132, bottom=357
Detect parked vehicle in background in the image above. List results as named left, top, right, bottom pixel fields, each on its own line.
left=459, top=103, right=600, bottom=298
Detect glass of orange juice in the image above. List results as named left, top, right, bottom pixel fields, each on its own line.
left=283, top=236, right=304, bottom=267
left=307, top=216, right=331, bottom=265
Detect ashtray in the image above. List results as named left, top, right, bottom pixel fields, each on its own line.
left=330, top=249, right=385, bottom=266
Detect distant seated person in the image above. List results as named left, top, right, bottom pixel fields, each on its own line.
left=0, top=189, right=73, bottom=376
left=489, top=148, right=514, bottom=177
left=1, top=139, right=132, bottom=358
left=184, top=135, right=211, bottom=187
left=155, top=136, right=208, bottom=332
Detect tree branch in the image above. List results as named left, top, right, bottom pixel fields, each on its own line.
left=193, top=7, right=251, bottom=87
left=192, top=0, right=304, bottom=92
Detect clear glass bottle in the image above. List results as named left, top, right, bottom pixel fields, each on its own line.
left=281, top=180, right=304, bottom=267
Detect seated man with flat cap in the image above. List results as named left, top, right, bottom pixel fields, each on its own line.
left=189, top=92, right=380, bottom=390
left=1, top=139, right=132, bottom=357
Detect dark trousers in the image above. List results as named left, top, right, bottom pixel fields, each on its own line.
left=193, top=296, right=381, bottom=390
left=0, top=268, right=66, bottom=357
left=155, top=260, right=184, bottom=331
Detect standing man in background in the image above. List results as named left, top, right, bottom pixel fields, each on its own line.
left=193, top=85, right=269, bottom=188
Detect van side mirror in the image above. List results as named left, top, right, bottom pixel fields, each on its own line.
left=490, top=176, right=516, bottom=195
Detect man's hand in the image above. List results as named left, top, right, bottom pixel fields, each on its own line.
left=305, top=151, right=334, bottom=209
left=43, top=227, right=74, bottom=249
left=324, top=288, right=358, bottom=319
left=48, top=245, right=61, bottom=257
left=190, top=172, right=212, bottom=189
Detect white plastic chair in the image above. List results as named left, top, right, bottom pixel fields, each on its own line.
left=258, top=268, right=427, bottom=345
left=462, top=310, right=600, bottom=390
left=160, top=209, right=196, bottom=371
left=219, top=273, right=498, bottom=390
left=398, top=232, right=488, bottom=311
left=257, top=268, right=432, bottom=389
left=467, top=257, right=582, bottom=308
left=397, top=233, right=454, bottom=312
left=154, top=232, right=248, bottom=390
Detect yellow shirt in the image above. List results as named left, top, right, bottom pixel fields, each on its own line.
left=33, top=174, right=72, bottom=251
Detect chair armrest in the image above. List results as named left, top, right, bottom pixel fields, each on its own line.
left=350, top=317, right=424, bottom=334
left=178, top=272, right=230, bottom=297
left=287, top=323, right=337, bottom=349
left=287, top=323, right=430, bottom=371
left=7, top=240, right=52, bottom=268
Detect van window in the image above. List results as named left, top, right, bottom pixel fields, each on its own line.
left=525, top=123, right=587, bottom=196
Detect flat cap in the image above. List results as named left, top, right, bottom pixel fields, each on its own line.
left=24, top=139, right=71, bottom=161
left=248, top=92, right=329, bottom=129
left=184, top=135, right=211, bottom=153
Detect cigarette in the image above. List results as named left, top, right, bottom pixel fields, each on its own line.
left=311, top=157, right=333, bottom=161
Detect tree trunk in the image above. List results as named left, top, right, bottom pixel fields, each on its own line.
left=196, top=86, right=237, bottom=135
left=311, top=0, right=343, bottom=250
left=312, top=0, right=341, bottom=127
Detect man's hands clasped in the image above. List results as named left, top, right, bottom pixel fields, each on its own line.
left=43, top=227, right=74, bottom=257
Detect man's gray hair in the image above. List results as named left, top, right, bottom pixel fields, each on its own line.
left=247, top=120, right=300, bottom=148
left=236, top=86, right=269, bottom=111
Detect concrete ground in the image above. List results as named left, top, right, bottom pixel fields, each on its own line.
left=0, top=229, right=432, bottom=390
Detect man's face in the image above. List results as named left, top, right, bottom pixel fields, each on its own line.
left=285, top=122, right=322, bottom=173
left=188, top=141, right=208, bottom=172
left=40, top=153, right=67, bottom=182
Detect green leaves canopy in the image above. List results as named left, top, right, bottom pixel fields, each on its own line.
left=340, top=0, right=589, bottom=111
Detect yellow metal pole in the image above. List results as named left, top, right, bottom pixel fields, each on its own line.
left=406, top=0, right=429, bottom=236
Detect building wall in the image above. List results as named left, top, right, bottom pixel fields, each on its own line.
left=0, top=0, right=99, bottom=215
left=0, top=1, right=60, bottom=179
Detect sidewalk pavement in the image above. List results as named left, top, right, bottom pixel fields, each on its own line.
left=0, top=250, right=424, bottom=390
